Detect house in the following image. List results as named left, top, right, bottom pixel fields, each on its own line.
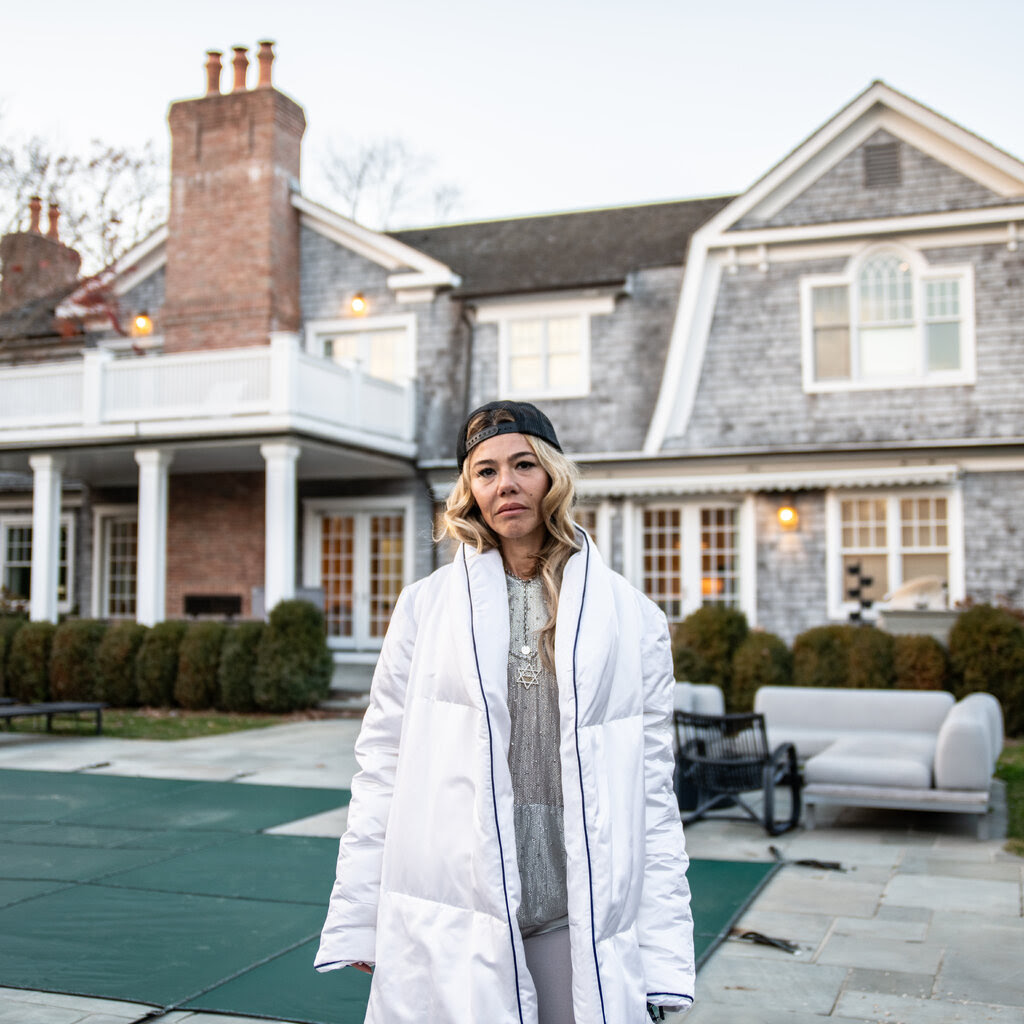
left=1, top=43, right=1022, bottom=688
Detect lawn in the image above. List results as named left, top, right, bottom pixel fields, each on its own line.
left=996, top=740, right=1024, bottom=854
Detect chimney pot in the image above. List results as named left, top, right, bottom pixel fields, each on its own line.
left=28, top=196, right=43, bottom=234
left=46, top=203, right=61, bottom=241
left=232, top=46, right=249, bottom=92
left=256, top=40, right=275, bottom=88
left=205, top=50, right=223, bottom=96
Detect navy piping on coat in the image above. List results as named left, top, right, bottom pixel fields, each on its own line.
left=462, top=547, right=525, bottom=1024
left=570, top=532, right=607, bottom=1023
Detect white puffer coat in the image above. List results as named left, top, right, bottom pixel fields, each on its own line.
left=315, top=532, right=695, bottom=1022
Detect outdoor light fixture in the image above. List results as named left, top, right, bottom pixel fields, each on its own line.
left=350, top=293, right=368, bottom=315
left=131, top=312, right=154, bottom=337
left=777, top=502, right=799, bottom=530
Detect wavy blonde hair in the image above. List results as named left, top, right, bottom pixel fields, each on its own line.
left=441, top=407, right=580, bottom=671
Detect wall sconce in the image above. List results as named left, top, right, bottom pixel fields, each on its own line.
left=131, top=312, right=154, bottom=337
left=350, top=293, right=368, bottom=315
left=777, top=500, right=799, bottom=531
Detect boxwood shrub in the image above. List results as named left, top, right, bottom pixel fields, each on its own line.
left=672, top=605, right=749, bottom=705
left=6, top=621, right=57, bottom=703
left=50, top=619, right=108, bottom=701
left=792, top=624, right=851, bottom=688
left=730, top=630, right=793, bottom=711
left=174, top=622, right=227, bottom=710
left=253, top=600, right=332, bottom=712
left=0, top=615, right=27, bottom=697
left=95, top=622, right=148, bottom=707
left=892, top=634, right=950, bottom=691
left=136, top=620, right=188, bottom=707
left=217, top=621, right=265, bottom=712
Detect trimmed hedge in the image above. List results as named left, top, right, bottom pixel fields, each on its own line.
left=731, top=630, right=793, bottom=711
left=175, top=622, right=227, bottom=710
left=218, top=621, right=265, bottom=712
left=95, top=622, right=148, bottom=707
left=949, top=603, right=1024, bottom=736
left=792, top=625, right=851, bottom=688
left=893, top=634, right=950, bottom=691
left=0, top=616, right=27, bottom=697
left=50, top=619, right=108, bottom=702
left=672, top=605, right=749, bottom=706
left=136, top=621, right=188, bottom=707
left=6, top=622, right=57, bottom=703
left=253, top=600, right=332, bottom=712
left=846, top=626, right=895, bottom=689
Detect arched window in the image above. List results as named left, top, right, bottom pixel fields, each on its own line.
left=802, top=247, right=973, bottom=389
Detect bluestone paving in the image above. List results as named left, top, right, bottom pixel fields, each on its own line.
left=0, top=720, right=1020, bottom=1024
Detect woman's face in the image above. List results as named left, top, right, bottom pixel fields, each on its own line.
left=468, top=432, right=551, bottom=550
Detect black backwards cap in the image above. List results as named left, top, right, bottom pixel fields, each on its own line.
left=456, top=400, right=562, bottom=468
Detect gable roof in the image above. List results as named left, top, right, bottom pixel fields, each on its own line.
left=389, top=196, right=734, bottom=299
left=0, top=282, right=84, bottom=360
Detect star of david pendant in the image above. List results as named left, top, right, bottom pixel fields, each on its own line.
left=515, top=660, right=540, bottom=688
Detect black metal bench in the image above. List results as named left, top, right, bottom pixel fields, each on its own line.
left=0, top=701, right=108, bottom=735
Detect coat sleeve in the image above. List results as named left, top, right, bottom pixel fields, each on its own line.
left=636, top=597, right=695, bottom=1011
left=314, top=582, right=420, bottom=972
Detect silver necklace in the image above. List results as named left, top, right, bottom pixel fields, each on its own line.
left=508, top=573, right=541, bottom=689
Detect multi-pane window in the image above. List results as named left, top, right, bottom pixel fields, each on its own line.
left=103, top=518, right=138, bottom=618
left=506, top=316, right=585, bottom=395
left=837, top=493, right=951, bottom=609
left=574, top=505, right=598, bottom=542
left=0, top=520, right=72, bottom=608
left=323, top=327, right=410, bottom=383
left=700, top=508, right=738, bottom=605
left=803, top=249, right=972, bottom=388
left=313, top=506, right=408, bottom=649
left=643, top=509, right=683, bottom=624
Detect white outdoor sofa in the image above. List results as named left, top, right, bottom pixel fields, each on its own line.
left=753, top=686, right=1004, bottom=828
left=673, top=682, right=726, bottom=715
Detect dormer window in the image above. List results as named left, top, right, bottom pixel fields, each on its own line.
left=801, top=247, right=974, bottom=391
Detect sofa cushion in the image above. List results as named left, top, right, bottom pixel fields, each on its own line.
left=805, top=734, right=937, bottom=789
left=673, top=682, right=726, bottom=715
left=934, top=696, right=1001, bottom=790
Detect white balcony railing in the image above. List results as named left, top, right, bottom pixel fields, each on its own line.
left=0, top=335, right=417, bottom=453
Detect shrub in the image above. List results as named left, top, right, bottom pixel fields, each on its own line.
left=6, top=622, right=58, bottom=703
left=174, top=622, right=227, bottom=710
left=50, top=619, right=108, bottom=701
left=0, top=615, right=27, bottom=697
left=136, top=621, right=188, bottom=707
left=253, top=600, right=333, bottom=713
left=893, top=634, right=950, bottom=691
left=95, top=622, right=148, bottom=706
left=731, top=631, right=793, bottom=711
left=792, top=625, right=851, bottom=688
left=672, top=606, right=749, bottom=705
left=218, top=621, right=265, bottom=712
left=847, top=626, right=895, bottom=689
left=949, top=603, right=1024, bottom=736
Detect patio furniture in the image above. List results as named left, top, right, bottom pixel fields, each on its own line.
left=673, top=710, right=801, bottom=835
left=0, top=701, right=107, bottom=735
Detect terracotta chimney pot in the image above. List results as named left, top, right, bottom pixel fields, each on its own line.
left=28, top=196, right=42, bottom=234
left=232, top=46, right=249, bottom=92
left=205, top=50, right=223, bottom=95
left=46, top=203, right=61, bottom=241
left=256, top=40, right=275, bottom=88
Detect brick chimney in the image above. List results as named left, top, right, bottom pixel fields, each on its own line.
left=0, top=198, right=82, bottom=314
left=161, top=40, right=306, bottom=352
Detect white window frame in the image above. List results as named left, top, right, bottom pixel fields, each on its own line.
left=305, top=313, right=417, bottom=384
left=0, top=513, right=75, bottom=614
left=824, top=485, right=965, bottom=621
left=625, top=499, right=755, bottom=626
left=476, top=295, right=614, bottom=400
left=91, top=504, right=139, bottom=620
left=302, top=496, right=414, bottom=654
left=800, top=244, right=976, bottom=392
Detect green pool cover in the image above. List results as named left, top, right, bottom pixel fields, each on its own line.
left=0, top=768, right=776, bottom=1023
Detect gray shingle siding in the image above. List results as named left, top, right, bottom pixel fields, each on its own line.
left=119, top=267, right=166, bottom=321
left=962, top=471, right=1024, bottom=607
left=738, top=130, right=1004, bottom=229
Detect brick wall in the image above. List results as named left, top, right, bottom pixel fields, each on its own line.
left=166, top=472, right=265, bottom=618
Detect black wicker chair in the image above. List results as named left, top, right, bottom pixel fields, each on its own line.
left=673, top=710, right=802, bottom=835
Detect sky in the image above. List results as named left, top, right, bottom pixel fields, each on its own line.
left=4, top=0, right=1024, bottom=229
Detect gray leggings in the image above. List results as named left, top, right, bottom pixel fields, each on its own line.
left=523, top=925, right=575, bottom=1024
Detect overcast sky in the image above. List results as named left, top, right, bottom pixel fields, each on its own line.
left=5, top=0, right=1023, bottom=227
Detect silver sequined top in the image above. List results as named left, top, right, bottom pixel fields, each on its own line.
left=505, top=574, right=569, bottom=937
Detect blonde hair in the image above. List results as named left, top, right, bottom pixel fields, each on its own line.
left=441, top=407, right=580, bottom=671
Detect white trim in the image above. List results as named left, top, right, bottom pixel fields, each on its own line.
left=0, top=510, right=75, bottom=616
left=620, top=499, right=637, bottom=586
left=305, top=313, right=417, bottom=383
left=474, top=295, right=616, bottom=322
left=302, top=495, right=415, bottom=651
left=740, top=493, right=757, bottom=627
left=595, top=499, right=613, bottom=558
left=90, top=504, right=138, bottom=620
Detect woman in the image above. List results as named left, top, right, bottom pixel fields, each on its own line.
left=316, top=400, right=694, bottom=1023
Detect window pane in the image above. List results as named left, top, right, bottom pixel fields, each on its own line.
left=642, top=509, right=682, bottom=624
left=926, top=279, right=960, bottom=318
left=106, top=518, right=138, bottom=618
left=365, top=329, right=408, bottom=382
left=369, top=515, right=404, bottom=639
left=509, top=355, right=543, bottom=391
left=507, top=319, right=544, bottom=356
left=700, top=507, right=738, bottom=607
left=321, top=516, right=355, bottom=638
left=547, top=316, right=581, bottom=354
left=325, top=335, right=359, bottom=363
left=815, top=327, right=851, bottom=380
left=926, top=321, right=960, bottom=372
left=859, top=254, right=912, bottom=323
left=902, top=552, right=949, bottom=584
left=813, top=285, right=849, bottom=327
left=548, top=353, right=582, bottom=389
left=859, top=326, right=916, bottom=377
left=842, top=554, right=888, bottom=603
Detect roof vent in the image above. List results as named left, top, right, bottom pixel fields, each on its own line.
left=864, top=142, right=901, bottom=187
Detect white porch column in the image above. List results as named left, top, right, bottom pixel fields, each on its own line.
left=28, top=454, right=65, bottom=623
left=135, top=449, right=173, bottom=626
left=260, top=441, right=300, bottom=617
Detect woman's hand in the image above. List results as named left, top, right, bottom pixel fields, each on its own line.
left=351, top=962, right=374, bottom=974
